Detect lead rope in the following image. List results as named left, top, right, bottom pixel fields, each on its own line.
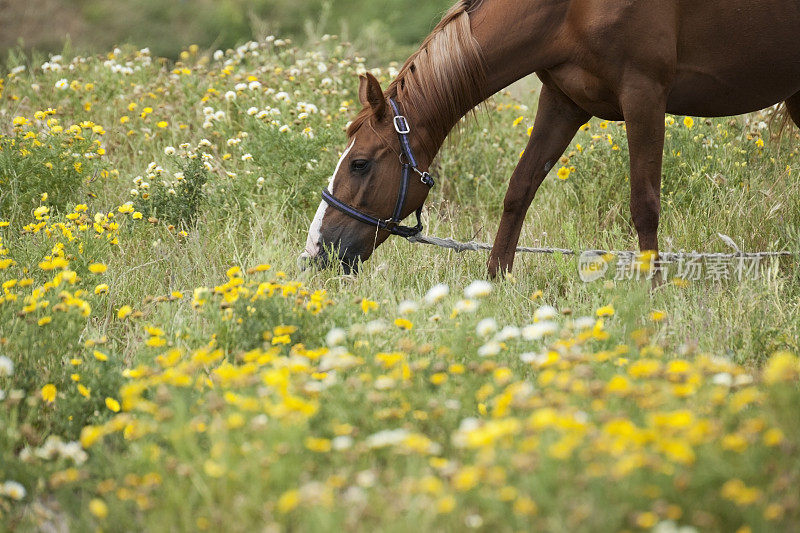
left=406, top=233, right=798, bottom=260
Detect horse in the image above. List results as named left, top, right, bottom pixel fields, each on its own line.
left=300, top=0, right=800, bottom=276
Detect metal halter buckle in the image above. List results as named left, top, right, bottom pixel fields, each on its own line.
left=393, top=115, right=410, bottom=135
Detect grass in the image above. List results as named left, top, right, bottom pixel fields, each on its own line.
left=0, top=32, right=799, bottom=532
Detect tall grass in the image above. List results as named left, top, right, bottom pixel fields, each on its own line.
left=0, top=31, right=798, bottom=531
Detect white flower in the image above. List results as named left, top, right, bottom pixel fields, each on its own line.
left=163, top=146, right=175, bottom=155
left=424, top=283, right=449, bottom=304
left=355, top=470, right=376, bottom=487
left=374, top=376, right=395, bottom=390
left=522, top=321, right=558, bottom=340
left=495, top=326, right=520, bottom=342
left=454, top=299, right=477, bottom=314
left=224, top=90, right=237, bottom=101
left=241, top=153, right=253, bottom=161
left=325, top=327, right=346, bottom=347
left=533, top=305, right=559, bottom=322
left=475, top=318, right=498, bottom=338
left=464, top=280, right=492, bottom=299
left=248, top=81, right=261, bottom=90
left=1, top=481, right=26, bottom=501
left=397, top=300, right=419, bottom=315
left=711, top=373, right=733, bottom=387
left=332, top=435, right=353, bottom=450
left=279, top=125, right=290, bottom=133
left=0, top=356, right=13, bottom=377
left=366, top=429, right=409, bottom=449
left=213, top=50, right=224, bottom=61
left=365, top=320, right=386, bottom=335
left=573, top=316, right=595, bottom=330
left=55, top=78, right=68, bottom=90
left=477, top=341, right=501, bottom=357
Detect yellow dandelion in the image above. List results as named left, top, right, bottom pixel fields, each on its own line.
left=88, top=498, right=108, bottom=519
left=105, top=397, right=121, bottom=412
left=394, top=318, right=413, bottom=330
left=41, top=383, right=57, bottom=403
left=88, top=263, right=107, bottom=274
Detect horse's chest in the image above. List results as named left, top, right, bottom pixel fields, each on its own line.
left=539, top=67, right=625, bottom=121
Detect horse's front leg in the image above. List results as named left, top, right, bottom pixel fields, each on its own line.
left=620, top=80, right=667, bottom=273
left=488, top=84, right=590, bottom=278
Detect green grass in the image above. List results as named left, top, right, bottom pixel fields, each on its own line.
left=0, top=34, right=799, bottom=532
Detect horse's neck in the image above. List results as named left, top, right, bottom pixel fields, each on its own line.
left=407, top=0, right=567, bottom=162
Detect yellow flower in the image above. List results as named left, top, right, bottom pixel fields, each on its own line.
left=437, top=495, right=456, bottom=513
left=556, top=166, right=571, bottom=180
left=80, top=425, right=104, bottom=448
left=271, top=335, right=291, bottom=345
left=635, top=512, right=658, bottom=528
left=360, top=298, right=378, bottom=314
left=105, top=397, right=121, bottom=412
left=117, top=305, right=133, bottom=319
left=683, top=116, right=694, bottom=129
left=394, top=318, right=413, bottom=330
left=763, top=351, right=799, bottom=384
left=94, top=283, right=109, bottom=295
left=93, top=350, right=109, bottom=362
left=277, top=489, right=300, bottom=513
left=41, top=383, right=57, bottom=403
left=649, top=310, right=666, bottom=322
left=88, top=498, right=108, bottom=519
left=513, top=496, right=538, bottom=516
left=77, top=384, right=91, bottom=398
left=88, top=263, right=107, bottom=274
left=38, top=316, right=52, bottom=326
left=512, top=115, right=524, bottom=127
left=452, top=466, right=480, bottom=491
left=430, top=373, right=448, bottom=385
left=605, top=375, right=630, bottom=394
left=596, top=305, right=615, bottom=317
left=157, top=121, right=169, bottom=128
left=304, top=437, right=332, bottom=453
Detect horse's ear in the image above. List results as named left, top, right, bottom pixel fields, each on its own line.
left=358, top=73, right=386, bottom=118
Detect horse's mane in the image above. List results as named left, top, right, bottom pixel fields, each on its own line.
left=348, top=0, right=487, bottom=159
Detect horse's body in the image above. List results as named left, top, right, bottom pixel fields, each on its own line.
left=301, top=0, right=800, bottom=276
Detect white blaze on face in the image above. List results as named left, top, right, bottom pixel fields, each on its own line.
left=302, top=138, right=356, bottom=258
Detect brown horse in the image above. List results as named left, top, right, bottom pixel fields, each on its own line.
left=301, top=0, right=800, bottom=276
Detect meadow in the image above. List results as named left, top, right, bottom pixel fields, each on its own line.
left=1, top=33, right=799, bottom=532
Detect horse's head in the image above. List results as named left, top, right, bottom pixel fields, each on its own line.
left=299, top=73, right=433, bottom=273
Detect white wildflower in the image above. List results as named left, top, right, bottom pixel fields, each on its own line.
left=0, top=356, right=13, bottom=377
left=424, top=283, right=449, bottom=304
left=325, top=327, right=346, bottom=347
left=475, top=318, right=498, bottom=338
left=464, top=280, right=492, bottom=299
left=533, top=305, right=559, bottom=322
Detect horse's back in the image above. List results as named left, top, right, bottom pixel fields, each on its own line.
left=669, top=0, right=800, bottom=115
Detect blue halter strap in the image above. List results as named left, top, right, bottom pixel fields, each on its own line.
left=321, top=97, right=435, bottom=238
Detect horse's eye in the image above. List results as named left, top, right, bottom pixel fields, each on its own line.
left=350, top=159, right=370, bottom=173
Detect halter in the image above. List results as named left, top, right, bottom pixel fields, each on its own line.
left=321, top=98, right=436, bottom=238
